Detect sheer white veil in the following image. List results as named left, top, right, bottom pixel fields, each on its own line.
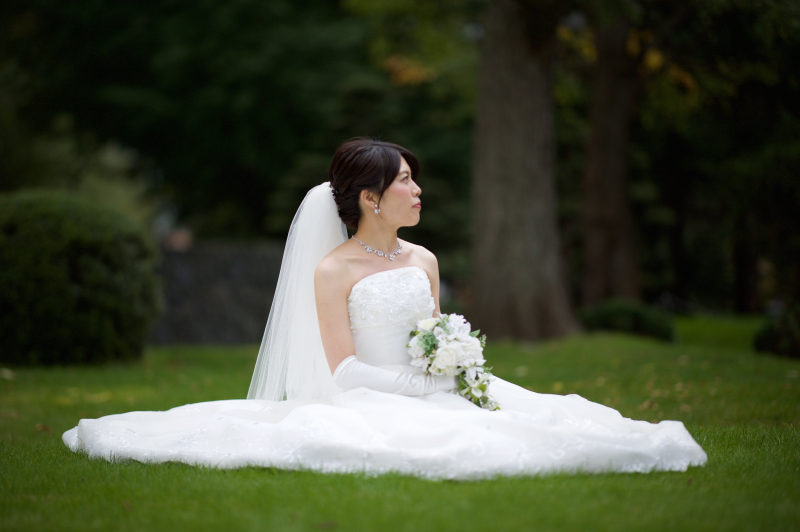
left=247, top=182, right=347, bottom=402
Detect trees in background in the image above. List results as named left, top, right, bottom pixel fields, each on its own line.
left=470, top=0, right=579, bottom=339
left=624, top=0, right=800, bottom=311
left=559, top=0, right=800, bottom=311
left=579, top=7, right=643, bottom=306
left=2, top=0, right=798, bottom=339
left=1, top=0, right=472, bottom=242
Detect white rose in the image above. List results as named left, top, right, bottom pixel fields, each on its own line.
left=407, top=336, right=426, bottom=361
left=417, top=317, right=440, bottom=332
left=458, top=335, right=485, bottom=367
left=446, top=314, right=471, bottom=336
left=433, top=326, right=452, bottom=343
left=429, top=343, right=463, bottom=376
left=409, top=355, right=430, bottom=370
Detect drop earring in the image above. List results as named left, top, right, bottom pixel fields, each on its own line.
left=374, top=204, right=380, bottom=214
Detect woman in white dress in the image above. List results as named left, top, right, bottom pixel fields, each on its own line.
left=63, top=138, right=707, bottom=480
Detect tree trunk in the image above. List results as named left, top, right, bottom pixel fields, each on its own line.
left=469, top=0, right=579, bottom=341
left=581, top=19, right=641, bottom=307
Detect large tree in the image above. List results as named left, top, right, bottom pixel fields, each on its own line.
left=470, top=0, right=579, bottom=340
left=579, top=2, right=692, bottom=306
left=580, top=16, right=641, bottom=306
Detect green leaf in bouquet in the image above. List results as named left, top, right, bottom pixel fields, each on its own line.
left=470, top=330, right=481, bottom=337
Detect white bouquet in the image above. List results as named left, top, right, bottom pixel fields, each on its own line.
left=406, top=313, right=500, bottom=410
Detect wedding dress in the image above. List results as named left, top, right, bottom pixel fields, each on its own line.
left=63, top=264, right=706, bottom=479
left=63, top=183, right=707, bottom=480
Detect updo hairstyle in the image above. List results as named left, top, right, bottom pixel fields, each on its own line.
left=328, top=138, right=420, bottom=230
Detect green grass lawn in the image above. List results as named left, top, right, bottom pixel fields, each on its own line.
left=1, top=316, right=798, bottom=531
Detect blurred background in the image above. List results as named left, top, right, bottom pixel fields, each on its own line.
left=1, top=0, right=798, bottom=353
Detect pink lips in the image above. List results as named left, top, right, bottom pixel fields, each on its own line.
left=412, top=202, right=421, bottom=209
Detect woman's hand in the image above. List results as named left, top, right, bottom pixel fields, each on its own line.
left=332, top=355, right=458, bottom=396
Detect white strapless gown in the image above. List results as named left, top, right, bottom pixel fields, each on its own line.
left=63, top=266, right=707, bottom=479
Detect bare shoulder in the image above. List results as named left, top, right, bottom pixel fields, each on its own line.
left=315, top=244, right=356, bottom=292
left=399, top=239, right=439, bottom=277
left=400, top=239, right=437, bottom=266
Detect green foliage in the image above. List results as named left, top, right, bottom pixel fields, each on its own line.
left=4, top=0, right=800, bottom=310
left=754, top=305, right=800, bottom=359
left=578, top=298, right=675, bottom=341
left=0, top=190, right=161, bottom=365
left=629, top=0, right=800, bottom=308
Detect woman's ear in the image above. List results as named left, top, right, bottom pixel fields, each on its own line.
left=361, top=189, right=379, bottom=207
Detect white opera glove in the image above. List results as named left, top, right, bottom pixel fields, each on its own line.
left=332, top=355, right=458, bottom=396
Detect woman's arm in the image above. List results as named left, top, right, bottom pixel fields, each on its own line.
left=314, top=257, right=456, bottom=395
left=314, top=257, right=355, bottom=374
left=415, top=244, right=442, bottom=316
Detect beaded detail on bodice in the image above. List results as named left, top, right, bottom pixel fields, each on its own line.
left=346, top=266, right=435, bottom=368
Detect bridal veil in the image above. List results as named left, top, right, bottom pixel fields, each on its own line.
left=247, top=182, right=347, bottom=402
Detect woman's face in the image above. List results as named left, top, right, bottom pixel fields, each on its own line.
left=377, top=156, right=422, bottom=228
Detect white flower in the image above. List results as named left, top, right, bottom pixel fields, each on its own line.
left=433, top=326, right=456, bottom=347
left=409, top=356, right=430, bottom=370
left=457, top=335, right=485, bottom=367
left=417, top=317, right=440, bottom=332
left=446, top=314, right=471, bottom=336
left=429, top=342, right=463, bottom=376
left=464, top=366, right=482, bottom=381
left=407, top=335, right=423, bottom=356
left=407, top=335, right=430, bottom=369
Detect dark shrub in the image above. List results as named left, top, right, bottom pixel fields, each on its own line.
left=0, top=190, right=161, bottom=365
left=578, top=298, right=675, bottom=342
left=754, top=304, right=800, bottom=358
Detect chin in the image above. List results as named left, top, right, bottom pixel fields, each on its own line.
left=404, top=216, right=421, bottom=228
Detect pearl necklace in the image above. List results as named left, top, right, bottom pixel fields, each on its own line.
left=351, top=236, right=402, bottom=261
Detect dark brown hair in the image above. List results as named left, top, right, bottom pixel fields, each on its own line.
left=328, top=138, right=420, bottom=230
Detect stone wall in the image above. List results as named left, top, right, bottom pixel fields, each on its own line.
left=149, top=241, right=284, bottom=344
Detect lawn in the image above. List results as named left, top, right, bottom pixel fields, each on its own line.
left=1, top=315, right=798, bottom=532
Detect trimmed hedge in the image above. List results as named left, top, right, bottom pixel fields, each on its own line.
left=578, top=298, right=675, bottom=342
left=0, top=190, right=161, bottom=365
left=754, top=304, right=800, bottom=359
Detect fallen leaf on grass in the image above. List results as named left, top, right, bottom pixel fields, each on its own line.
left=315, top=520, right=337, bottom=530
left=123, top=500, right=131, bottom=511
left=34, top=424, right=51, bottom=434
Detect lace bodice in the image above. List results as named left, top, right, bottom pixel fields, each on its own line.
left=347, top=266, right=435, bottom=369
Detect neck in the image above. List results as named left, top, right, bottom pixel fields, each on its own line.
left=353, top=220, right=399, bottom=253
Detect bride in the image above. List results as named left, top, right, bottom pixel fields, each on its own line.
left=63, top=138, right=707, bottom=480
